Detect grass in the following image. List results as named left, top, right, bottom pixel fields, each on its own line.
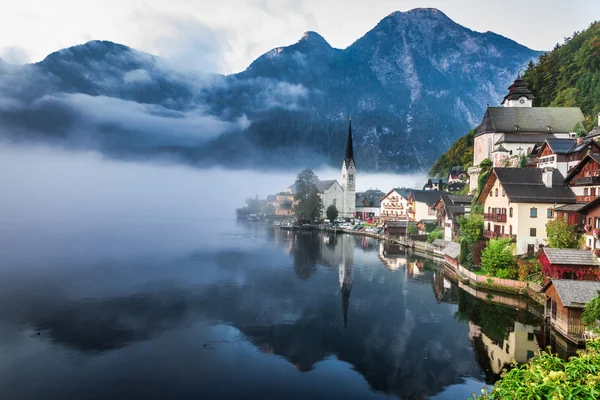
left=474, top=265, right=490, bottom=276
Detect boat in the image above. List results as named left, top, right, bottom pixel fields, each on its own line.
left=247, top=214, right=260, bottom=221
left=280, top=221, right=294, bottom=230
left=272, top=221, right=281, bottom=227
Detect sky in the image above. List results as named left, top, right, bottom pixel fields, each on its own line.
left=0, top=0, right=597, bottom=74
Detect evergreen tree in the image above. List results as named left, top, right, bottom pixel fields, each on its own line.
left=294, top=169, right=323, bottom=222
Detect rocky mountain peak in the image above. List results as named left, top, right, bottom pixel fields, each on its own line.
left=298, top=31, right=331, bottom=47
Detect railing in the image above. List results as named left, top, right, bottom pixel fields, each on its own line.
left=576, top=195, right=597, bottom=203
left=484, top=213, right=507, bottom=222
left=575, top=176, right=600, bottom=185
left=483, top=230, right=516, bottom=240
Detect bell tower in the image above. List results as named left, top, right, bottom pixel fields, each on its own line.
left=341, top=117, right=356, bottom=219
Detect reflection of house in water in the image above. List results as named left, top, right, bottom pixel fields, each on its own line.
left=406, top=259, right=429, bottom=282
left=432, top=270, right=459, bottom=304
left=378, top=242, right=407, bottom=270
left=470, top=321, right=541, bottom=375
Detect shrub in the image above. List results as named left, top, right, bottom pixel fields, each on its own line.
left=517, top=258, right=542, bottom=281
left=546, top=219, right=581, bottom=248
left=427, top=228, right=444, bottom=243
left=481, top=238, right=516, bottom=277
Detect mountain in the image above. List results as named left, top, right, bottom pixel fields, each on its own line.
left=429, top=20, right=600, bottom=178
left=0, top=8, right=541, bottom=171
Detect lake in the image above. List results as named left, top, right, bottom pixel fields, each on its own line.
left=1, top=216, right=570, bottom=400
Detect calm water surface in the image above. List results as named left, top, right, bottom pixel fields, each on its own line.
left=0, top=218, right=565, bottom=399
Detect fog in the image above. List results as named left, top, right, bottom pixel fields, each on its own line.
left=0, top=141, right=424, bottom=266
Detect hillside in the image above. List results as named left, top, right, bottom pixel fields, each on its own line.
left=0, top=8, right=540, bottom=172
left=430, top=20, right=600, bottom=177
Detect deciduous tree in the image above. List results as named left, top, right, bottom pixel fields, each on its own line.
left=546, top=219, right=581, bottom=248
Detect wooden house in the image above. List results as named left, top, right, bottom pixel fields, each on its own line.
left=538, top=247, right=600, bottom=283
left=537, top=138, right=600, bottom=177
left=564, top=153, right=600, bottom=203
left=543, top=279, right=600, bottom=344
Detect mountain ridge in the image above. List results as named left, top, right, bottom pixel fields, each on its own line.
left=0, top=8, right=542, bottom=171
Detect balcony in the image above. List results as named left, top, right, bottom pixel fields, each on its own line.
left=574, top=176, right=600, bottom=186
left=576, top=195, right=597, bottom=203
left=484, top=213, right=507, bottom=222
left=484, top=230, right=516, bottom=240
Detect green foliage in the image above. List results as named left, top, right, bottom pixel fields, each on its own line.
left=477, top=158, right=493, bottom=194
left=518, top=154, right=528, bottom=168
left=474, top=339, right=600, bottom=399
left=293, top=169, right=323, bottom=222
left=326, top=204, right=338, bottom=223
left=407, top=225, right=418, bottom=235
left=481, top=238, right=516, bottom=277
left=546, top=219, right=581, bottom=248
left=517, top=258, right=542, bottom=281
left=427, top=228, right=444, bottom=243
left=428, top=128, right=477, bottom=177
left=523, top=21, right=600, bottom=131
left=459, top=238, right=469, bottom=265
left=575, top=122, right=587, bottom=137
left=457, top=213, right=484, bottom=246
left=582, top=292, right=600, bottom=330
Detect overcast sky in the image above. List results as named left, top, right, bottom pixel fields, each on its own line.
left=1, top=0, right=596, bottom=73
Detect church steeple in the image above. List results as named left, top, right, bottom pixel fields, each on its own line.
left=502, top=73, right=535, bottom=107
left=344, top=117, right=355, bottom=168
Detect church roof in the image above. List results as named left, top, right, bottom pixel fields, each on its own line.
left=502, top=75, right=536, bottom=103
left=476, top=107, right=585, bottom=137
left=344, top=118, right=355, bottom=168
left=315, top=180, right=339, bottom=193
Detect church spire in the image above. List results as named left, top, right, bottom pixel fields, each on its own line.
left=344, top=117, right=354, bottom=168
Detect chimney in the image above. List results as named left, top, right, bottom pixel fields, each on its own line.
left=578, top=137, right=583, bottom=145
left=542, top=167, right=553, bottom=188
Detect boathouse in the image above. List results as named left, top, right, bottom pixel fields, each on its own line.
left=539, top=247, right=600, bottom=283
left=543, top=279, right=600, bottom=343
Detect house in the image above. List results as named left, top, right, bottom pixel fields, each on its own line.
left=408, top=190, right=444, bottom=222
left=448, top=166, right=468, bottom=184
left=423, top=178, right=447, bottom=191
left=416, top=219, right=437, bottom=234
left=443, top=241, right=461, bottom=268
left=315, top=180, right=344, bottom=219
left=468, top=74, right=586, bottom=192
left=435, top=194, right=473, bottom=241
left=553, top=203, right=587, bottom=229
left=575, top=196, right=600, bottom=250
left=537, top=138, right=600, bottom=177
left=538, top=248, right=600, bottom=283
left=543, top=279, right=600, bottom=344
left=274, top=191, right=294, bottom=216
left=384, top=220, right=414, bottom=237
left=355, top=189, right=385, bottom=220
left=564, top=153, right=600, bottom=203
left=477, top=167, right=576, bottom=255
left=380, top=188, right=411, bottom=219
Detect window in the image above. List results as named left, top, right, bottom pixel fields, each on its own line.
left=333, top=199, right=336, bottom=206
left=509, top=225, right=512, bottom=235
left=527, top=333, right=535, bottom=341
left=589, top=217, right=593, bottom=225
left=584, top=188, right=589, bottom=196
left=530, top=228, right=537, bottom=237
left=530, top=208, right=537, bottom=218
left=502, top=189, right=505, bottom=197
left=488, top=207, right=491, bottom=214
left=592, top=188, right=597, bottom=197
left=527, top=350, right=534, bottom=360
left=495, top=188, right=498, bottom=197
left=509, top=207, right=513, bottom=217
left=349, top=174, right=354, bottom=185
left=547, top=209, right=553, bottom=218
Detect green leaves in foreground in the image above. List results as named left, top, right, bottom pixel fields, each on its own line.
left=474, top=339, right=600, bottom=399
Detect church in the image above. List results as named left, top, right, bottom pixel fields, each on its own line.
left=468, top=74, right=586, bottom=192
left=312, top=118, right=356, bottom=219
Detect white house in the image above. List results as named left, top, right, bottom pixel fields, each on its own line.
left=380, top=188, right=411, bottom=219
left=409, top=190, right=443, bottom=222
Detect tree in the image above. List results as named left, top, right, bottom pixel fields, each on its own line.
left=477, top=158, right=493, bottom=194
left=407, top=225, right=418, bottom=235
left=457, top=213, right=484, bottom=246
left=582, top=292, right=600, bottom=332
left=427, top=228, right=444, bottom=243
left=459, top=239, right=469, bottom=265
left=481, top=238, right=516, bottom=277
left=326, top=204, right=339, bottom=223
left=546, top=219, right=581, bottom=248
left=574, top=122, right=587, bottom=138
left=293, top=169, right=323, bottom=222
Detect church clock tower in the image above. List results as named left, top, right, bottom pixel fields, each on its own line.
left=341, top=118, right=356, bottom=219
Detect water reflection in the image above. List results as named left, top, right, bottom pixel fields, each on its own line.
left=0, top=225, right=572, bottom=400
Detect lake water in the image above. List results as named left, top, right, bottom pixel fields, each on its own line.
left=1, top=216, right=569, bottom=400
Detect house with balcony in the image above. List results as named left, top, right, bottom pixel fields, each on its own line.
left=537, top=138, right=600, bottom=177
left=478, top=167, right=576, bottom=255
left=380, top=188, right=411, bottom=219
left=408, top=190, right=445, bottom=222
left=543, top=279, right=600, bottom=344
left=436, top=194, right=473, bottom=241
left=539, top=247, right=600, bottom=283
left=564, top=153, right=600, bottom=203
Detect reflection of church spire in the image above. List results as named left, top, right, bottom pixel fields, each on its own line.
left=338, top=236, right=354, bottom=329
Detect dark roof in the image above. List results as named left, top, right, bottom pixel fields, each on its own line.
left=576, top=196, right=600, bottom=214
left=495, top=133, right=557, bottom=144
left=544, top=138, right=578, bottom=154
left=476, top=107, right=585, bottom=137
left=568, top=138, right=597, bottom=153
left=502, top=75, right=536, bottom=103
left=387, top=188, right=411, bottom=199
left=432, top=239, right=451, bottom=248
left=565, top=153, right=600, bottom=184
left=344, top=118, right=355, bottom=168
left=356, top=190, right=384, bottom=208
left=440, top=194, right=472, bottom=219
left=490, top=168, right=576, bottom=204
left=315, top=180, right=339, bottom=193
left=493, top=144, right=509, bottom=152
left=545, top=280, right=600, bottom=308
left=385, top=220, right=411, bottom=227
left=554, top=203, right=587, bottom=213
left=448, top=195, right=473, bottom=204
left=410, top=190, right=444, bottom=206
left=543, top=248, right=600, bottom=267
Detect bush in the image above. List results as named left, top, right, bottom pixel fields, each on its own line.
left=481, top=238, right=516, bottom=277
left=472, top=240, right=486, bottom=266
left=474, top=339, right=600, bottom=399
left=407, top=225, right=418, bottom=235
left=517, top=258, right=542, bottom=281
left=427, top=228, right=444, bottom=243
left=546, top=219, right=581, bottom=249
